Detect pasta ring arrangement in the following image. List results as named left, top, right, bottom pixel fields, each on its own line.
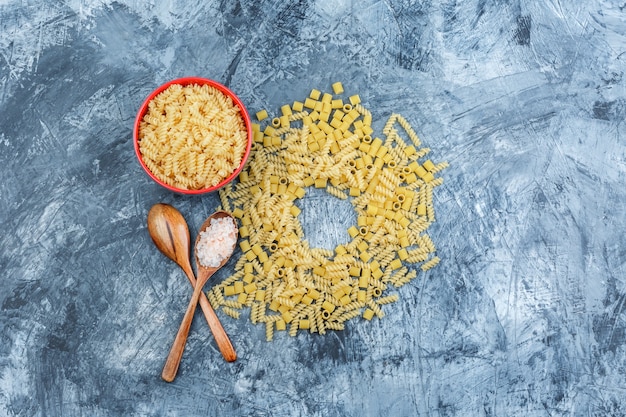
left=210, top=82, right=448, bottom=341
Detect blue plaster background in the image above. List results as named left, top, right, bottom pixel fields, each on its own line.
left=1, top=1, right=626, bottom=416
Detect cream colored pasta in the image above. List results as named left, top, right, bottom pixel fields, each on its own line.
left=210, top=83, right=447, bottom=341
left=138, top=83, right=247, bottom=190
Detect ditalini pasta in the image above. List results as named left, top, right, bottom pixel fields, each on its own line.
left=209, top=83, right=447, bottom=340
left=138, top=83, right=247, bottom=190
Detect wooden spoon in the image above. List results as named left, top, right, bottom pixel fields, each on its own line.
left=160, top=209, right=238, bottom=382
left=147, top=204, right=237, bottom=373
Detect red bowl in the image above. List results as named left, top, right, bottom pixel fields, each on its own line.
left=133, top=77, right=253, bottom=194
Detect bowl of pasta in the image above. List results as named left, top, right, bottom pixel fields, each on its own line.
left=134, top=77, right=253, bottom=194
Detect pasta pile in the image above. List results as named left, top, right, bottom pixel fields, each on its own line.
left=210, top=82, right=448, bottom=340
left=138, top=83, right=248, bottom=190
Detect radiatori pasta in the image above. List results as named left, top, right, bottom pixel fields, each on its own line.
left=138, top=83, right=247, bottom=190
left=211, top=82, right=447, bottom=340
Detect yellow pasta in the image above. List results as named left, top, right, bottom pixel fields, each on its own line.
left=211, top=83, right=447, bottom=340
left=362, top=308, right=375, bottom=320
left=331, top=82, right=344, bottom=94
left=222, top=306, right=241, bottom=319
left=420, top=256, right=441, bottom=271
left=375, top=294, right=400, bottom=305
left=256, top=109, right=268, bottom=121
left=265, top=321, right=274, bottom=341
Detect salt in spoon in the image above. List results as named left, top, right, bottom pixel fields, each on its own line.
left=160, top=210, right=238, bottom=382
left=147, top=204, right=237, bottom=372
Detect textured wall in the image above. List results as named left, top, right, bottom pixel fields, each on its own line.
left=1, top=1, right=626, bottom=416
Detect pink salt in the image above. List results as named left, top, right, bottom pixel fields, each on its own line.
left=196, top=216, right=237, bottom=267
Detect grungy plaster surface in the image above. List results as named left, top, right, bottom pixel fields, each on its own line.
left=1, top=1, right=626, bottom=416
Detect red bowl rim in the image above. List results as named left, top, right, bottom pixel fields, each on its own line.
left=133, top=76, right=253, bottom=194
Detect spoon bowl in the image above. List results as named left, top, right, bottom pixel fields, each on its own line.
left=147, top=203, right=194, bottom=279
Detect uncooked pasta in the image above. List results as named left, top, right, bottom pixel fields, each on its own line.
left=209, top=83, right=447, bottom=340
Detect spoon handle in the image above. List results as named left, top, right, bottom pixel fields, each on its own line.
left=198, top=292, right=237, bottom=362
left=161, top=283, right=203, bottom=382
left=181, top=269, right=237, bottom=362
